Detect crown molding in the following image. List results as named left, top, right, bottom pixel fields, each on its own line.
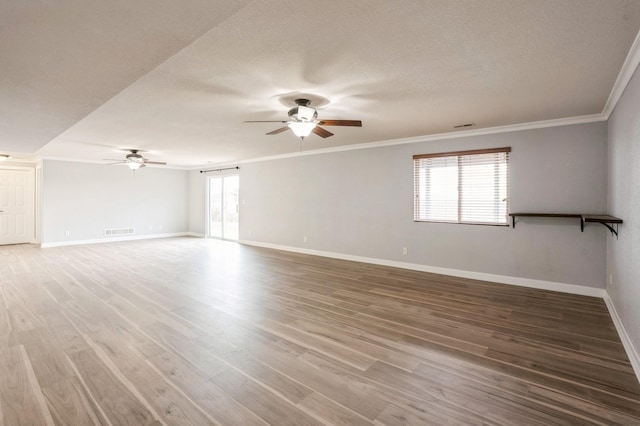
left=0, top=156, right=39, bottom=165
left=39, top=156, right=191, bottom=170
left=192, top=113, right=604, bottom=169
left=45, top=108, right=607, bottom=173
left=603, top=29, right=640, bottom=118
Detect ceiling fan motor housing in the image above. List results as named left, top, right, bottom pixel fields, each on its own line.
left=126, top=151, right=144, bottom=163
left=288, top=99, right=317, bottom=122
left=288, top=105, right=317, bottom=122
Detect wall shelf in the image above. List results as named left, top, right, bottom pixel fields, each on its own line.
left=509, top=213, right=623, bottom=238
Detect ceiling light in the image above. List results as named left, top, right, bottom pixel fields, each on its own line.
left=127, top=161, right=143, bottom=170
left=288, top=122, right=316, bottom=138
left=0, top=154, right=11, bottom=161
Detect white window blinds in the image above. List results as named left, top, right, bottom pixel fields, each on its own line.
left=413, top=147, right=510, bottom=225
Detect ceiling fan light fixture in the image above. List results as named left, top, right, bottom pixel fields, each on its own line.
left=288, top=121, right=316, bottom=138
left=0, top=154, right=11, bottom=161
left=246, top=96, right=361, bottom=140
left=127, top=161, right=143, bottom=170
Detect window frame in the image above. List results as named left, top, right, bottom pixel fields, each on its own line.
left=413, top=147, right=511, bottom=226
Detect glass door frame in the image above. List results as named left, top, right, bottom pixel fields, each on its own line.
left=206, top=173, right=239, bottom=241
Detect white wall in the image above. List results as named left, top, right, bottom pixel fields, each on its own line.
left=41, top=160, right=188, bottom=244
left=188, top=169, right=206, bottom=235
left=608, top=64, right=640, bottom=357
left=235, top=122, right=608, bottom=288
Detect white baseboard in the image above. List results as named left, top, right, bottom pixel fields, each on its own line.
left=239, top=240, right=606, bottom=298
left=603, top=293, right=640, bottom=382
left=185, top=232, right=206, bottom=238
left=240, top=240, right=640, bottom=383
left=40, top=232, right=189, bottom=248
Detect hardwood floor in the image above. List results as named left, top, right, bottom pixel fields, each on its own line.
left=1, top=237, right=639, bottom=425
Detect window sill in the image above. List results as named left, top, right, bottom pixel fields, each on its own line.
left=414, top=220, right=510, bottom=227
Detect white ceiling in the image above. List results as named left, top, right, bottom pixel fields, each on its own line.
left=2, top=1, right=640, bottom=167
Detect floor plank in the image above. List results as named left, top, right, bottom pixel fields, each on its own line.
left=0, top=237, right=639, bottom=425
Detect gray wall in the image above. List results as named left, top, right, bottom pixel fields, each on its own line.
left=188, top=170, right=206, bottom=235
left=608, top=64, right=640, bottom=354
left=237, top=122, right=608, bottom=288
left=42, top=160, right=188, bottom=243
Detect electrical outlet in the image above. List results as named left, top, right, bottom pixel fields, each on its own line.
left=609, top=274, right=613, bottom=286
left=303, top=236, right=307, bottom=243
left=402, top=247, right=408, bottom=255
left=65, top=230, right=70, bottom=237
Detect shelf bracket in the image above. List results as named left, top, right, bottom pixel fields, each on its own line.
left=581, top=219, right=619, bottom=239
left=601, top=222, right=619, bottom=239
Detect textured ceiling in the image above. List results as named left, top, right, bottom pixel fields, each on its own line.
left=2, top=0, right=640, bottom=167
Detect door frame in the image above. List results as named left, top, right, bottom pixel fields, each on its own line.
left=0, top=165, right=37, bottom=245
left=206, top=173, right=239, bottom=241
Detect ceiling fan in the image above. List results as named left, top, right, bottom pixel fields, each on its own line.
left=104, top=149, right=167, bottom=170
left=245, top=98, right=362, bottom=139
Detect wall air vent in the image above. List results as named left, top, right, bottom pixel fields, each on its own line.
left=454, top=123, right=476, bottom=129
left=104, top=228, right=135, bottom=237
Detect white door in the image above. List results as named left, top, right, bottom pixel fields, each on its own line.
left=0, top=169, right=35, bottom=245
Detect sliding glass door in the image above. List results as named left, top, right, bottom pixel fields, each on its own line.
left=208, top=175, right=239, bottom=241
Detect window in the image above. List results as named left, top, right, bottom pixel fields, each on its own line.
left=413, top=147, right=510, bottom=225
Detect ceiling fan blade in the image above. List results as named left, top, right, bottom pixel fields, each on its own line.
left=244, top=120, right=288, bottom=123
left=312, top=126, right=334, bottom=138
left=266, top=126, right=290, bottom=135
left=317, top=119, right=362, bottom=127
left=104, top=161, right=126, bottom=165
left=144, top=161, right=167, bottom=165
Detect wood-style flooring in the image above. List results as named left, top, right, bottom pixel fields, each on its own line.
left=0, top=237, right=639, bottom=425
